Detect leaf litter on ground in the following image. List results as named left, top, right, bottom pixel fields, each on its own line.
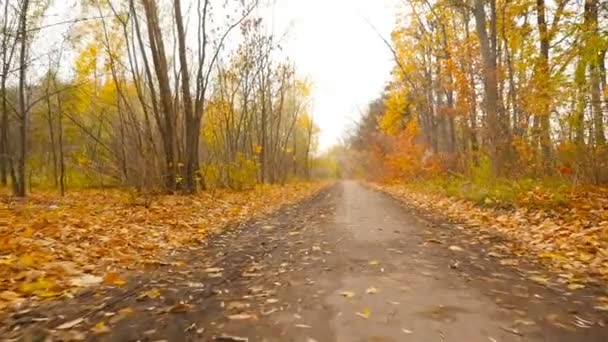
left=371, top=182, right=608, bottom=308
left=0, top=183, right=327, bottom=311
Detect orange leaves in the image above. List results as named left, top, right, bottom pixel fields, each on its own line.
left=0, top=183, right=326, bottom=311
left=103, top=272, right=125, bottom=286
left=374, top=182, right=608, bottom=285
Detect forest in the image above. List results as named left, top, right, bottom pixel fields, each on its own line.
left=1, top=0, right=608, bottom=339
left=0, top=0, right=321, bottom=197
left=349, top=0, right=607, bottom=190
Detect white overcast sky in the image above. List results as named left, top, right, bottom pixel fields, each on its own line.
left=263, top=0, right=399, bottom=150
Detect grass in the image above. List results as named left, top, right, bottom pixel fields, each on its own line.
left=399, top=158, right=580, bottom=209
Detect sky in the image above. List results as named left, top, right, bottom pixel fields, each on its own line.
left=264, top=0, right=400, bottom=151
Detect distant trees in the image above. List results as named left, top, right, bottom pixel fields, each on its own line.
left=0, top=0, right=318, bottom=196
left=352, top=0, right=608, bottom=184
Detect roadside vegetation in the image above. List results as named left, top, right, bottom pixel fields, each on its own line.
left=347, top=0, right=608, bottom=290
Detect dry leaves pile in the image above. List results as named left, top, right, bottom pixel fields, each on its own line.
left=372, top=183, right=608, bottom=286
left=0, top=183, right=326, bottom=310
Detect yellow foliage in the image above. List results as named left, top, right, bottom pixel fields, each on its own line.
left=379, top=88, right=408, bottom=135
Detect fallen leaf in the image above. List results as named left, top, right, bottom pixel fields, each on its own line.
left=368, top=260, right=380, bottom=266
left=140, top=288, right=162, bottom=300
left=448, top=245, right=464, bottom=252
left=227, top=301, right=250, bottom=311
left=55, top=317, right=84, bottom=330
left=214, top=335, right=249, bottom=342
left=356, top=308, right=371, bottom=319
left=340, top=291, right=355, bottom=298
left=594, top=304, right=608, bottom=311
left=567, top=283, right=585, bottom=290
left=227, top=313, right=258, bottom=320
left=0, top=291, right=21, bottom=302
left=169, top=303, right=193, bottom=313
left=91, top=322, right=111, bottom=335
left=366, top=287, right=378, bottom=294
left=104, top=272, right=126, bottom=286
left=529, top=276, right=550, bottom=286
left=70, top=274, right=103, bottom=287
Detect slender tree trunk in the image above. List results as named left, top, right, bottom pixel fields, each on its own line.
left=174, top=0, right=198, bottom=192
left=45, top=76, right=58, bottom=187
left=536, top=0, right=553, bottom=171
left=57, top=89, right=65, bottom=196
left=16, top=0, right=30, bottom=197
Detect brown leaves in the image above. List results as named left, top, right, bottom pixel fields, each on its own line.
left=0, top=183, right=326, bottom=311
left=373, top=183, right=608, bottom=290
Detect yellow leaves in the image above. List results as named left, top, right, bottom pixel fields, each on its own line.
left=379, top=88, right=409, bottom=136
left=374, top=182, right=608, bottom=292
left=140, top=288, right=162, bottom=300
left=74, top=43, right=100, bottom=81
left=18, top=254, right=36, bottom=268
left=0, top=183, right=327, bottom=310
left=528, top=275, right=550, bottom=286
left=0, top=291, right=21, bottom=302
left=356, top=308, right=371, bottom=319
left=91, top=322, right=111, bottom=335
left=18, top=277, right=61, bottom=298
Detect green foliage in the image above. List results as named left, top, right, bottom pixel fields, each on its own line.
left=406, top=156, right=573, bottom=209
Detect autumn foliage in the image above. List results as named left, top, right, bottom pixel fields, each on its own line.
left=351, top=0, right=608, bottom=185
left=0, top=183, right=326, bottom=310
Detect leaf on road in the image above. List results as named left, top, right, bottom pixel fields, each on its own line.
left=594, top=304, right=608, bottom=311
left=567, top=283, right=585, bottom=290
left=356, top=308, right=371, bottom=319
left=214, top=335, right=249, bottom=341
left=448, top=245, right=464, bottom=252
left=91, top=322, right=111, bottom=335
left=226, top=302, right=250, bottom=311
left=104, top=272, right=126, bottom=286
left=340, top=291, right=355, bottom=298
left=227, top=313, right=258, bottom=320
left=70, top=274, right=102, bottom=287
left=55, top=317, right=84, bottom=330
left=368, top=260, right=380, bottom=266
left=529, top=276, right=550, bottom=286
left=139, top=288, right=161, bottom=300
left=169, top=303, right=193, bottom=313
left=366, top=287, right=378, bottom=294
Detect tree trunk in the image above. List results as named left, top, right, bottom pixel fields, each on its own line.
left=142, top=0, right=177, bottom=191
left=174, top=0, right=198, bottom=192
left=535, top=0, right=553, bottom=171
left=473, top=0, right=502, bottom=174
left=16, top=0, right=30, bottom=197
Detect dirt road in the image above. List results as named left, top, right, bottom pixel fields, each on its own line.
left=2, top=181, right=607, bottom=341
